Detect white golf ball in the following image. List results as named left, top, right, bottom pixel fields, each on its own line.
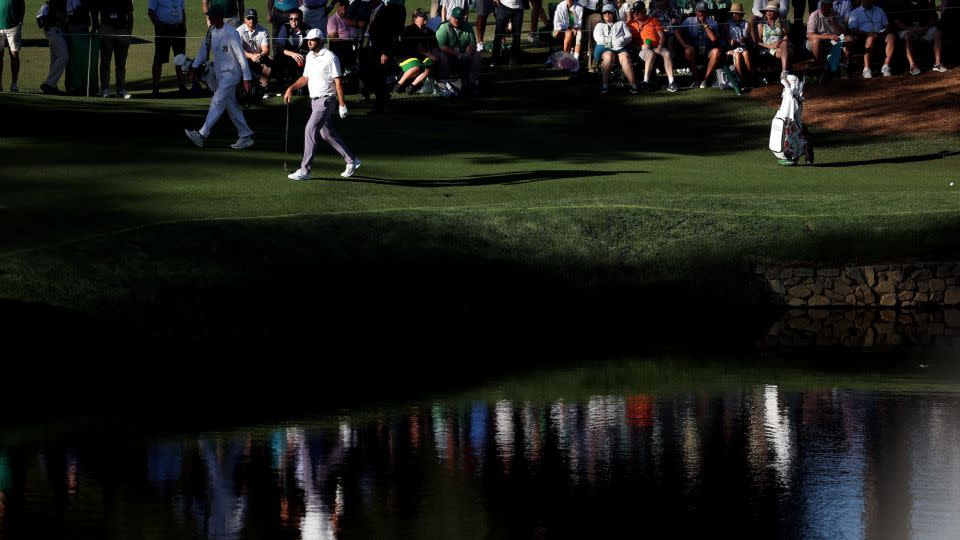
left=951, top=182, right=956, bottom=187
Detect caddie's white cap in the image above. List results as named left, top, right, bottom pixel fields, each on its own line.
left=305, top=28, right=324, bottom=40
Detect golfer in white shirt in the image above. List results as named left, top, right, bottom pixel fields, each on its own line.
left=184, top=4, right=256, bottom=149
left=285, top=28, right=361, bottom=181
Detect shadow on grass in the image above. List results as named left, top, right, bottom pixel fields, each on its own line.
left=340, top=169, right=628, bottom=186
left=811, top=150, right=960, bottom=168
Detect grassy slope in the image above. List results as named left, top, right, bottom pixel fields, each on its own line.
left=1, top=2, right=959, bottom=333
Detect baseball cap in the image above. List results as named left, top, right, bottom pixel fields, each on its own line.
left=632, top=2, right=646, bottom=11
left=694, top=2, right=708, bottom=12
left=205, top=4, right=225, bottom=16
left=450, top=6, right=465, bottom=19
left=412, top=8, right=428, bottom=18
left=601, top=3, right=616, bottom=13
left=245, top=8, right=258, bottom=18
left=305, top=28, right=324, bottom=40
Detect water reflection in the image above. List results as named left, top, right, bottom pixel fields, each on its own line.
left=3, top=375, right=960, bottom=539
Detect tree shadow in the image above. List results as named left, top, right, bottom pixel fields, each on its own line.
left=337, top=169, right=627, bottom=187
left=811, top=150, right=960, bottom=168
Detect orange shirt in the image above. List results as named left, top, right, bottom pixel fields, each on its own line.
left=628, top=16, right=663, bottom=48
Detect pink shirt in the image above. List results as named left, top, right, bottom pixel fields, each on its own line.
left=326, top=13, right=356, bottom=39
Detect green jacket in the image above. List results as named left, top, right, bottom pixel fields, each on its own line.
left=436, top=20, right=476, bottom=53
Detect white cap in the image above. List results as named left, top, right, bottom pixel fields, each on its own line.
left=305, top=28, right=324, bottom=41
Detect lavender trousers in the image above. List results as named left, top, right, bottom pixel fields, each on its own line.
left=301, top=97, right=356, bottom=173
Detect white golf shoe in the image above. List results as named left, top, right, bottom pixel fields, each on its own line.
left=881, top=64, right=892, bottom=77
left=341, top=159, right=362, bottom=177
left=184, top=129, right=205, bottom=148
left=230, top=136, right=254, bottom=149
left=288, top=168, right=310, bottom=181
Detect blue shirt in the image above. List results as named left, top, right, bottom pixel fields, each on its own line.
left=832, top=0, right=852, bottom=20
left=148, top=0, right=184, bottom=24
left=681, top=16, right=717, bottom=47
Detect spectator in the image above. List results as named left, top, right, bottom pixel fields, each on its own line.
left=581, top=0, right=602, bottom=69
left=440, top=0, right=466, bottom=21
left=149, top=0, right=187, bottom=97
left=528, top=0, right=551, bottom=43
left=238, top=8, right=272, bottom=87
left=749, top=0, right=784, bottom=41
left=893, top=0, right=946, bottom=74
left=269, top=0, right=301, bottom=41
left=345, top=0, right=372, bottom=34
left=847, top=0, right=895, bottom=78
left=276, top=9, right=311, bottom=84
left=0, top=0, right=23, bottom=92
left=284, top=28, right=361, bottom=181
left=97, top=0, right=133, bottom=98
left=395, top=8, right=437, bottom=93
left=704, top=0, right=732, bottom=23
left=725, top=2, right=754, bottom=85
left=38, top=0, right=68, bottom=94
left=757, top=0, right=791, bottom=78
left=552, top=0, right=583, bottom=57
left=299, top=0, right=328, bottom=30
left=650, top=0, right=685, bottom=69
left=593, top=3, right=637, bottom=94
left=831, top=0, right=851, bottom=21
left=806, top=0, right=848, bottom=78
left=680, top=1, right=720, bottom=87
left=203, top=0, right=244, bottom=27
left=676, top=0, right=696, bottom=18
left=361, top=0, right=404, bottom=113
left=65, top=0, right=94, bottom=34
left=436, top=7, right=480, bottom=92
left=492, top=0, right=524, bottom=66
left=628, top=2, right=678, bottom=91
left=184, top=4, right=255, bottom=150
left=326, top=0, right=357, bottom=67
left=474, top=0, right=492, bottom=51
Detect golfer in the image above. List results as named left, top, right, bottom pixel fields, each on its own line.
left=284, top=28, right=361, bottom=181
left=184, top=4, right=255, bottom=150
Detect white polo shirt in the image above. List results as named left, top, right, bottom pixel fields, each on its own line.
left=304, top=48, right=342, bottom=99
left=237, top=23, right=270, bottom=55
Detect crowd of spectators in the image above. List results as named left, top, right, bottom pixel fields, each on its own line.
left=0, top=0, right=954, bottom=98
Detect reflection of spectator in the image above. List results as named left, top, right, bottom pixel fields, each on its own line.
left=680, top=2, right=720, bottom=88
left=629, top=2, right=677, bottom=92
left=395, top=8, right=437, bottom=93
left=593, top=3, right=637, bottom=94
left=149, top=0, right=187, bottom=96
left=276, top=9, right=310, bottom=84
left=238, top=8, right=272, bottom=87
left=39, top=0, right=68, bottom=94
left=726, top=3, right=754, bottom=85
left=98, top=0, right=134, bottom=98
left=436, top=7, right=480, bottom=92
left=757, top=0, right=791, bottom=78
left=0, top=0, right=24, bottom=92
left=553, top=0, right=583, bottom=57
left=893, top=0, right=946, bottom=75
left=847, top=0, right=895, bottom=78
left=492, top=0, right=524, bottom=66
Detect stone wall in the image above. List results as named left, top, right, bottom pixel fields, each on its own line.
left=755, top=263, right=960, bottom=307
left=760, top=308, right=960, bottom=350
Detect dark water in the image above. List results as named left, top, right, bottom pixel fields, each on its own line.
left=2, top=358, right=960, bottom=540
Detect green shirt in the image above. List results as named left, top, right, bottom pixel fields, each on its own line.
left=0, top=0, right=20, bottom=29
left=436, top=21, right=476, bottom=53
left=213, top=0, right=240, bottom=18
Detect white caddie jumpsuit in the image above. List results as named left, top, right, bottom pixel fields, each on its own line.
left=192, top=25, right=254, bottom=139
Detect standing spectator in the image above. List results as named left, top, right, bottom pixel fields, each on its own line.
left=268, top=0, right=301, bottom=42
left=492, top=0, right=524, bottom=66
left=436, top=7, right=480, bottom=92
left=184, top=4, right=255, bottom=149
left=527, top=0, right=551, bottom=43
left=0, top=0, right=23, bottom=92
left=440, top=0, right=466, bottom=21
left=680, top=2, right=720, bottom=87
left=789, top=0, right=811, bottom=46
left=238, top=8, right=272, bottom=88
left=38, top=0, right=68, bottom=94
left=474, top=0, right=492, bottom=51
left=299, top=0, right=328, bottom=30
left=326, top=0, right=357, bottom=67
left=893, top=0, right=946, bottom=74
left=806, top=0, right=848, bottom=78
left=593, top=3, right=637, bottom=94
left=97, top=0, right=133, bottom=98
left=581, top=0, right=602, bottom=69
left=65, top=0, right=93, bottom=34
left=628, top=2, right=677, bottom=91
left=345, top=0, right=372, bottom=35
left=726, top=2, right=754, bottom=85
left=361, top=0, right=404, bottom=113
left=831, top=0, right=851, bottom=21
left=284, top=28, right=361, bottom=181
left=149, top=0, right=187, bottom=97
left=203, top=0, right=244, bottom=27
left=276, top=9, right=311, bottom=83
left=847, top=0, right=895, bottom=78
left=757, top=0, right=791, bottom=77
left=395, top=8, right=437, bottom=93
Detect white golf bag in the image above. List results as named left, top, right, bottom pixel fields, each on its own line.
left=768, top=73, right=813, bottom=165
left=175, top=54, right=218, bottom=92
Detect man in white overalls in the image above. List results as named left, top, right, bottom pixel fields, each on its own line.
left=184, top=4, right=255, bottom=149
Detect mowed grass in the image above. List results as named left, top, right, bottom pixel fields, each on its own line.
left=1, top=2, right=959, bottom=332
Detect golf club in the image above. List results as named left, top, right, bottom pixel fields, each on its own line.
left=283, top=101, right=291, bottom=172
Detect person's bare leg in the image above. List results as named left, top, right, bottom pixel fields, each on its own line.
left=779, top=40, right=790, bottom=71
left=397, top=65, right=419, bottom=86
left=413, top=68, right=430, bottom=86
left=933, top=29, right=943, bottom=66
left=684, top=45, right=698, bottom=80
left=619, top=51, right=636, bottom=85
left=903, top=32, right=917, bottom=68
left=564, top=29, right=573, bottom=53
left=884, top=32, right=895, bottom=65
left=863, top=35, right=874, bottom=70
left=601, top=51, right=613, bottom=85
left=704, top=47, right=720, bottom=82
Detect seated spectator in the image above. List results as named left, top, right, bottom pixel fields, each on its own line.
left=725, top=3, right=754, bottom=86
left=326, top=0, right=357, bottom=67
left=238, top=8, right=272, bottom=88
left=269, top=0, right=302, bottom=40
left=628, top=2, right=678, bottom=91
left=806, top=0, right=849, bottom=78
left=395, top=8, right=438, bottom=93
left=276, top=9, right=311, bottom=84
left=680, top=2, right=720, bottom=88
left=650, top=0, right=685, bottom=69
left=847, top=0, right=895, bottom=78
left=893, top=0, right=946, bottom=74
left=552, top=0, right=584, bottom=56
left=749, top=0, right=785, bottom=41
left=593, top=3, right=637, bottom=94
left=436, top=7, right=480, bottom=93
left=756, top=0, right=791, bottom=78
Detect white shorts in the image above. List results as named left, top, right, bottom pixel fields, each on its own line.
left=0, top=24, right=21, bottom=53
left=898, top=26, right=938, bottom=42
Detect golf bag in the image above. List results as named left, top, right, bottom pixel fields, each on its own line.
left=769, top=73, right=813, bottom=165
left=714, top=65, right=741, bottom=94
